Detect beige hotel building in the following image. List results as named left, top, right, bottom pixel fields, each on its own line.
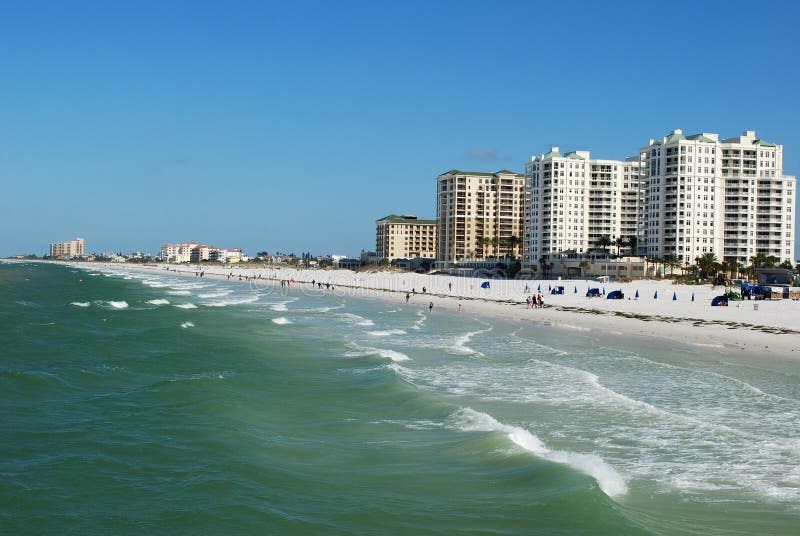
left=375, top=214, right=437, bottom=260
left=436, top=170, right=526, bottom=266
left=49, top=237, right=85, bottom=258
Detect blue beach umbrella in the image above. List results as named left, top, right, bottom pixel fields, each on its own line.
left=635, top=289, right=639, bottom=298
left=548, top=284, right=552, bottom=291
left=672, top=291, right=677, bottom=301
left=654, top=290, right=658, bottom=299
left=537, top=284, right=541, bottom=292
left=602, top=287, right=606, bottom=295
left=574, top=286, right=578, bottom=294
left=691, top=292, right=695, bottom=302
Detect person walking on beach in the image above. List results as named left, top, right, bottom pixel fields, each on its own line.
left=428, top=301, right=433, bottom=314
left=526, top=295, right=532, bottom=309
left=422, top=286, right=426, bottom=294
left=448, top=282, right=452, bottom=292
left=405, top=293, right=410, bottom=303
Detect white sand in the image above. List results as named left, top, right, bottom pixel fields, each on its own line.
left=80, top=262, right=800, bottom=359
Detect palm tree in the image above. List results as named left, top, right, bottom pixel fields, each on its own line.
left=647, top=256, right=662, bottom=279
left=475, top=236, right=486, bottom=259
left=695, top=252, right=719, bottom=280
left=627, top=235, right=639, bottom=257
left=579, top=260, right=590, bottom=278
left=508, top=236, right=522, bottom=258
left=489, top=237, right=499, bottom=258
left=595, top=235, right=612, bottom=256
left=613, top=237, right=628, bottom=257
left=662, top=254, right=681, bottom=277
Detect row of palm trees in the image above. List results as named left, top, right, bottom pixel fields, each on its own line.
left=474, top=235, right=522, bottom=258
left=647, top=252, right=795, bottom=280
left=593, top=235, right=638, bottom=257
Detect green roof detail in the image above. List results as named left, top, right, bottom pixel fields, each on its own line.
left=376, top=214, right=436, bottom=225
left=753, top=139, right=776, bottom=147
left=686, top=134, right=715, bottom=143
left=565, top=151, right=585, bottom=160
left=438, top=170, right=523, bottom=178
left=665, top=131, right=686, bottom=142
left=543, top=149, right=561, bottom=158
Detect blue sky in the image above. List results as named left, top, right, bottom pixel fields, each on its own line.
left=2, top=0, right=799, bottom=258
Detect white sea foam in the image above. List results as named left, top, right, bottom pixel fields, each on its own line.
left=197, top=290, right=233, bottom=299
left=272, top=317, right=292, bottom=325
left=411, top=311, right=426, bottom=330
left=181, top=321, right=194, bottom=328
left=107, top=301, right=129, bottom=309
left=448, top=325, right=492, bottom=355
left=368, top=329, right=407, bottom=337
left=142, top=280, right=170, bottom=288
left=71, top=301, right=91, bottom=307
left=268, top=299, right=297, bottom=311
left=338, top=313, right=375, bottom=326
left=204, top=295, right=260, bottom=307
left=449, top=408, right=627, bottom=498
left=343, top=342, right=411, bottom=362
left=147, top=299, right=170, bottom=305
left=174, top=303, right=197, bottom=309
left=167, top=290, right=192, bottom=296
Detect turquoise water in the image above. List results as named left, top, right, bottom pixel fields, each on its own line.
left=1, top=261, right=798, bottom=534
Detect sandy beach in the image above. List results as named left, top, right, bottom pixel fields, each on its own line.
left=67, top=261, right=800, bottom=359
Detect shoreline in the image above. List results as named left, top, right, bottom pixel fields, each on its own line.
left=43, top=260, right=800, bottom=360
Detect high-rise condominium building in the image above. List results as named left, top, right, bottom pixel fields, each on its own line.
left=523, top=148, right=644, bottom=266
left=436, top=170, right=526, bottom=266
left=49, top=237, right=85, bottom=258
left=375, top=214, right=437, bottom=261
left=641, top=129, right=795, bottom=265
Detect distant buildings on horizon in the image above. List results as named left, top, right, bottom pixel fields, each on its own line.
left=160, top=242, right=244, bottom=264
left=49, top=237, right=84, bottom=259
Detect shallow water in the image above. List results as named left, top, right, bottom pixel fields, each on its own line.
left=1, top=261, right=798, bottom=534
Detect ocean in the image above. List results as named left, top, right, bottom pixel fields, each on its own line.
left=1, top=261, right=798, bottom=535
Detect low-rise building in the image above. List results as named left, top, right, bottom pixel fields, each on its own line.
left=375, top=214, right=437, bottom=261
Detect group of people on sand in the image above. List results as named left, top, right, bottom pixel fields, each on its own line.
left=526, top=293, right=544, bottom=309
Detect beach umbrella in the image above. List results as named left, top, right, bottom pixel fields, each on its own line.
left=548, top=284, right=552, bottom=291
left=691, top=292, right=695, bottom=302
left=537, top=284, right=541, bottom=292
left=672, top=291, right=677, bottom=301
left=635, top=289, right=639, bottom=298
left=602, top=287, right=606, bottom=295
left=574, top=286, right=578, bottom=294
left=654, top=290, right=658, bottom=299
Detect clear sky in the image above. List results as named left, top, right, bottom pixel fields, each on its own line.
left=2, top=0, right=799, bottom=258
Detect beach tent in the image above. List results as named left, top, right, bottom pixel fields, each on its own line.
left=586, top=288, right=601, bottom=298
left=480, top=281, right=491, bottom=289
left=607, top=290, right=624, bottom=300
left=711, top=295, right=729, bottom=307
left=551, top=286, right=565, bottom=295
